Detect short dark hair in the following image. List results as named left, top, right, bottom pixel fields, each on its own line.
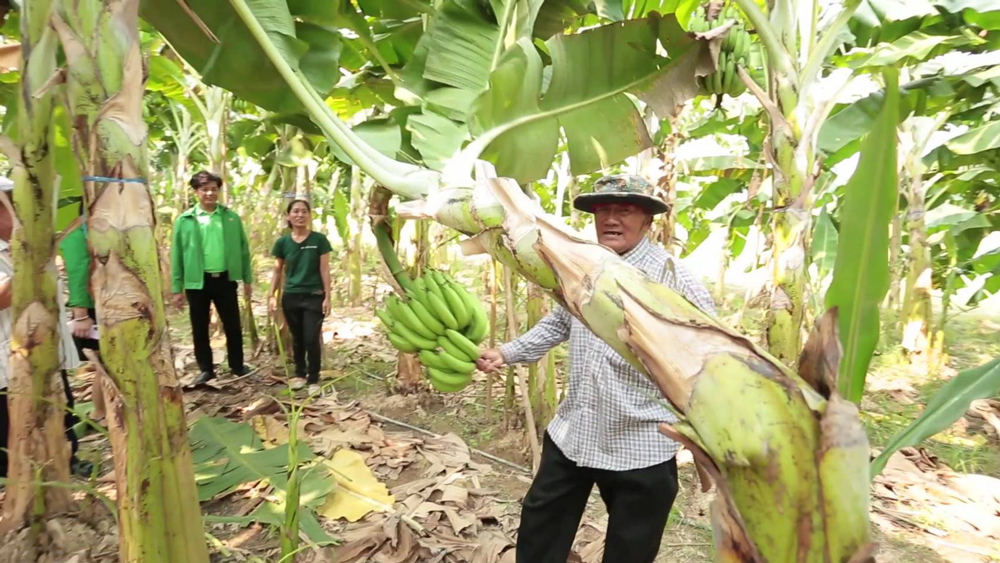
left=190, top=171, right=223, bottom=190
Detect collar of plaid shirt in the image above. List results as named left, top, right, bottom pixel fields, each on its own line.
left=500, top=236, right=717, bottom=471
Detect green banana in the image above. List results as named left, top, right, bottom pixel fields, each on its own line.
left=419, top=349, right=449, bottom=370
left=437, top=350, right=476, bottom=374
left=445, top=329, right=481, bottom=362
left=427, top=371, right=470, bottom=392
left=464, top=304, right=489, bottom=344
left=427, top=291, right=459, bottom=330
left=387, top=333, right=419, bottom=353
left=394, top=322, right=439, bottom=350
left=451, top=283, right=484, bottom=321
left=375, top=309, right=395, bottom=329
left=405, top=291, right=447, bottom=335
left=438, top=336, right=475, bottom=363
left=426, top=367, right=471, bottom=388
left=394, top=299, right=438, bottom=340
left=722, top=56, right=735, bottom=95
left=423, top=272, right=445, bottom=300
left=713, top=51, right=725, bottom=94
left=442, top=285, right=470, bottom=329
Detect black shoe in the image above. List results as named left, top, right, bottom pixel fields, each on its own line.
left=231, top=364, right=255, bottom=377
left=192, top=371, right=215, bottom=386
left=70, top=457, right=95, bottom=478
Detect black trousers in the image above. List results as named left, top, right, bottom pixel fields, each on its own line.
left=282, top=292, right=324, bottom=383
left=186, top=272, right=244, bottom=374
left=516, top=433, right=679, bottom=563
left=1, top=370, right=80, bottom=478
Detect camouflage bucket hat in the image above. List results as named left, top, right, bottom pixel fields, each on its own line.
left=572, top=174, right=669, bottom=215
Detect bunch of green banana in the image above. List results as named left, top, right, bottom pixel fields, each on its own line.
left=375, top=270, right=490, bottom=392
left=688, top=3, right=751, bottom=99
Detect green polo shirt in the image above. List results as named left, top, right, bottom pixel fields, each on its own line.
left=271, top=231, right=332, bottom=294
left=195, top=205, right=226, bottom=273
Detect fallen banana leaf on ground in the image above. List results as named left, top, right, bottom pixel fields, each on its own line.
left=320, top=449, right=396, bottom=522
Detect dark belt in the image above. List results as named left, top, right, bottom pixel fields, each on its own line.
left=205, top=271, right=226, bottom=278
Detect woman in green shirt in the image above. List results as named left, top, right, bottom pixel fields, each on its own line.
left=268, top=200, right=332, bottom=392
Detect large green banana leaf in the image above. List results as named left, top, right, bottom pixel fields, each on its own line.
left=825, top=68, right=900, bottom=404
left=140, top=0, right=342, bottom=113
left=455, top=14, right=711, bottom=183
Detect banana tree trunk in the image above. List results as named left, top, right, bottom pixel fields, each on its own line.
left=401, top=178, right=871, bottom=563
left=348, top=166, right=363, bottom=305
left=900, top=174, right=931, bottom=357
left=765, top=127, right=813, bottom=369
left=52, top=2, right=209, bottom=561
left=0, top=0, right=72, bottom=533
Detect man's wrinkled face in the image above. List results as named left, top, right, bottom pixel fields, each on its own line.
left=593, top=202, right=652, bottom=255
left=195, top=181, right=220, bottom=208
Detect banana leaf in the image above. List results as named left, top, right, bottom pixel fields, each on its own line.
left=825, top=68, right=900, bottom=404
left=455, top=14, right=713, bottom=183
left=870, top=358, right=1000, bottom=477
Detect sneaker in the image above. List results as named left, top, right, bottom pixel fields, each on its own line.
left=307, top=384, right=321, bottom=396
left=290, top=378, right=306, bottom=391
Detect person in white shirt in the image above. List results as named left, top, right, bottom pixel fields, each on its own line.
left=0, top=179, right=89, bottom=478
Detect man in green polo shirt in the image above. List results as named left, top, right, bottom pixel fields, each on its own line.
left=171, top=171, right=253, bottom=385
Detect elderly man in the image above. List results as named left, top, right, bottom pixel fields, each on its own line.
left=477, top=174, right=716, bottom=563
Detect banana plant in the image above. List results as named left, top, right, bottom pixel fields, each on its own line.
left=0, top=0, right=75, bottom=534
left=53, top=0, right=210, bottom=560
left=144, top=1, right=877, bottom=560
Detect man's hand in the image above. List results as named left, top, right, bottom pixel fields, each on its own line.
left=268, top=295, right=278, bottom=316
left=72, top=316, right=94, bottom=339
left=476, top=348, right=506, bottom=373
left=171, top=292, right=186, bottom=309
left=244, top=283, right=253, bottom=300
left=322, top=295, right=331, bottom=317
left=0, top=277, right=11, bottom=310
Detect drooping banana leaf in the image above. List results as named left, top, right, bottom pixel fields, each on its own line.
left=139, top=0, right=341, bottom=113
left=451, top=14, right=713, bottom=183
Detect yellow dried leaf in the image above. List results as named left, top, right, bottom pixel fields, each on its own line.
left=319, top=449, right=395, bottom=522
left=250, top=415, right=289, bottom=448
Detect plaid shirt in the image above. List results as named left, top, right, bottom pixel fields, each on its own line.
left=500, top=238, right=716, bottom=470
